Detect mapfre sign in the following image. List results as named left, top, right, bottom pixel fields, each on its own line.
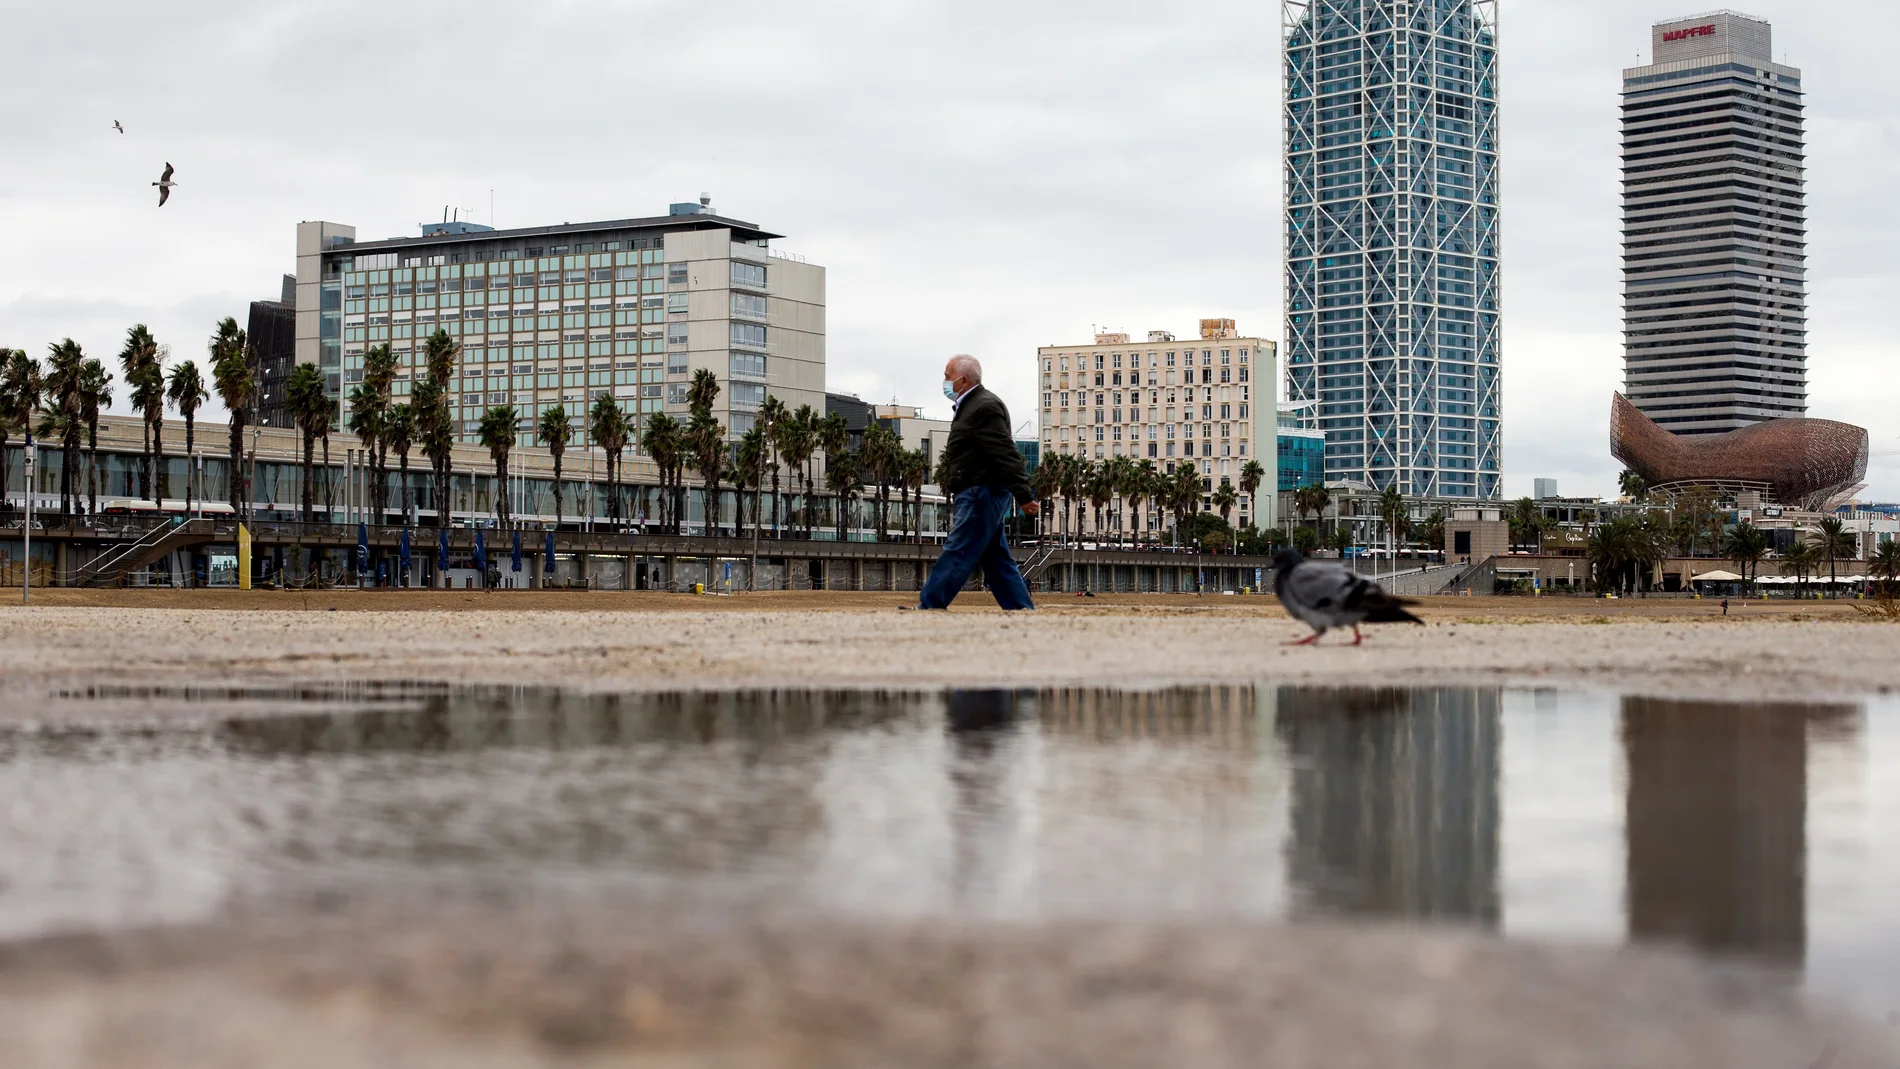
left=1662, top=24, right=1717, bottom=42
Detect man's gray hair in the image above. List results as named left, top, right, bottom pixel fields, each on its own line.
left=948, top=354, right=983, bottom=384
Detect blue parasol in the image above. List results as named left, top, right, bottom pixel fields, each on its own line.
left=356, top=523, right=369, bottom=576
left=474, top=530, right=487, bottom=576
left=544, top=529, right=557, bottom=575
left=399, top=528, right=412, bottom=575
left=437, top=526, right=449, bottom=572
left=511, top=530, right=523, bottom=572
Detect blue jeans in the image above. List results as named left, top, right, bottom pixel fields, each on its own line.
left=918, top=486, right=1034, bottom=610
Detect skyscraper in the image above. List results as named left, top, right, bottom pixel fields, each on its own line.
left=1622, top=13, right=1806, bottom=435
left=1284, top=0, right=1501, bottom=500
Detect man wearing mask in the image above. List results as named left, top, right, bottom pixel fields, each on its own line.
left=912, top=354, right=1038, bottom=610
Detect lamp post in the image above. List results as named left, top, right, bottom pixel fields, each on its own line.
left=22, top=432, right=35, bottom=604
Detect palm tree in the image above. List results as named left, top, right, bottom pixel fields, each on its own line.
left=208, top=319, right=253, bottom=515
left=79, top=360, right=112, bottom=518
left=1506, top=496, right=1547, bottom=553
left=1871, top=539, right=1900, bottom=598
left=1, top=350, right=42, bottom=519
left=477, top=405, right=519, bottom=530
left=1060, top=455, right=1088, bottom=545
left=758, top=395, right=788, bottom=537
left=166, top=360, right=208, bottom=515
left=903, top=447, right=929, bottom=543
left=1376, top=483, right=1407, bottom=558
left=385, top=403, right=415, bottom=523
left=1417, top=509, right=1447, bottom=556
left=537, top=405, right=573, bottom=526
left=643, top=411, right=684, bottom=534
left=347, top=344, right=398, bottom=519
left=117, top=325, right=163, bottom=500
left=1619, top=469, right=1648, bottom=503
left=825, top=451, right=863, bottom=541
left=41, top=340, right=87, bottom=521
left=418, top=330, right=460, bottom=527
left=1240, top=458, right=1267, bottom=538
left=286, top=363, right=330, bottom=523
left=1809, top=516, right=1858, bottom=592
left=734, top=423, right=770, bottom=540
left=1168, top=462, right=1202, bottom=547
left=860, top=424, right=900, bottom=542
left=1782, top=539, right=1820, bottom=597
left=1587, top=515, right=1666, bottom=595
left=684, top=369, right=726, bottom=537
left=778, top=405, right=817, bottom=538
left=1212, top=479, right=1239, bottom=553
left=1031, top=457, right=1062, bottom=542
left=588, top=395, right=630, bottom=525
left=1293, top=482, right=1331, bottom=534
left=1722, top=522, right=1769, bottom=593
left=815, top=410, right=847, bottom=539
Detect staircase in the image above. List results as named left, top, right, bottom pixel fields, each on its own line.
left=78, top=518, right=214, bottom=587
left=1018, top=543, right=1061, bottom=584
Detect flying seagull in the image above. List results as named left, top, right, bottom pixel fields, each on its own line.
left=1272, top=547, right=1423, bottom=646
left=113, top=120, right=124, bottom=134
left=153, top=162, right=175, bottom=207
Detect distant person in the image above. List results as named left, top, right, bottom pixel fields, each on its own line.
left=1721, top=598, right=1730, bottom=616
left=912, top=355, right=1038, bottom=611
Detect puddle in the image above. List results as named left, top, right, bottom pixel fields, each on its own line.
left=1, top=684, right=1896, bottom=1019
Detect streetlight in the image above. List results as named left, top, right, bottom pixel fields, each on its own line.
left=21, top=431, right=34, bottom=604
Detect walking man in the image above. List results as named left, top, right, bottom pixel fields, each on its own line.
left=914, top=355, right=1038, bottom=610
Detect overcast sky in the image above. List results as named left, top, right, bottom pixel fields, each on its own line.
left=2, top=0, right=1895, bottom=500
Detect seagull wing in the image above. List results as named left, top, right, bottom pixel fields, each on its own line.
left=158, top=184, right=170, bottom=207
left=160, top=162, right=173, bottom=182
left=114, top=121, right=124, bottom=133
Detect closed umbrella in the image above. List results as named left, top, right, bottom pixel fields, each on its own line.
left=512, top=530, right=523, bottom=574
left=399, top=528, right=412, bottom=585
left=545, top=530, right=557, bottom=575
left=474, top=530, right=488, bottom=579
left=356, top=523, right=370, bottom=582
left=437, top=526, right=450, bottom=574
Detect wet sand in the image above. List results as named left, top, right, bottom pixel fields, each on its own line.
left=2, top=908, right=1893, bottom=1069
left=0, top=595, right=1894, bottom=716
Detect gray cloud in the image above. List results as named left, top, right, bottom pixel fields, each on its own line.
left=1, top=0, right=1894, bottom=498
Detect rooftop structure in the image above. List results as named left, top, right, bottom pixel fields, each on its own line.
left=1609, top=392, right=1867, bottom=510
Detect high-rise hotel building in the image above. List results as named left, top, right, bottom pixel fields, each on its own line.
left=1284, top=0, right=1501, bottom=500
left=1622, top=12, right=1806, bottom=434
left=1037, top=322, right=1278, bottom=530
left=293, top=199, right=825, bottom=443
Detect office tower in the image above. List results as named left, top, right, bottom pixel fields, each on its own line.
left=1284, top=0, right=1501, bottom=499
left=293, top=199, right=825, bottom=444
left=1623, top=13, right=1806, bottom=434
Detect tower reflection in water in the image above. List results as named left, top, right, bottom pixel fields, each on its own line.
left=1620, top=697, right=1857, bottom=966
left=1275, top=687, right=1502, bottom=927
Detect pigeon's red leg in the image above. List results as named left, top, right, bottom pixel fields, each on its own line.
left=1285, top=632, right=1321, bottom=647
left=1350, top=625, right=1365, bottom=646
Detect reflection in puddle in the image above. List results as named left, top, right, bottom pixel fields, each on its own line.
left=0, top=684, right=1893, bottom=1017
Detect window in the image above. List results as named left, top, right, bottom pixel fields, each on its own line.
left=666, top=322, right=689, bottom=346
left=667, top=384, right=689, bottom=405
left=730, top=382, right=766, bottom=407
left=730, top=351, right=767, bottom=378
left=732, top=292, right=767, bottom=319
left=730, top=322, right=767, bottom=349
left=644, top=263, right=665, bottom=280
left=641, top=384, right=662, bottom=398
left=667, top=264, right=688, bottom=285
left=731, top=261, right=767, bottom=289
left=667, top=293, right=690, bottom=314
left=666, top=352, right=689, bottom=374
left=590, top=268, right=612, bottom=282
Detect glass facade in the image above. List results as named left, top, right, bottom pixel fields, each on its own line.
left=1278, top=431, right=1327, bottom=491
left=1284, top=0, right=1501, bottom=499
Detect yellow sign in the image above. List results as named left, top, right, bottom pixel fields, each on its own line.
left=237, top=524, right=252, bottom=591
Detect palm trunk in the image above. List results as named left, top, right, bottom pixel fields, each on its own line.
left=301, top=430, right=315, bottom=523
left=182, top=416, right=195, bottom=516
left=553, top=451, right=564, bottom=527
left=227, top=417, right=246, bottom=515
left=140, top=420, right=151, bottom=500
left=152, top=415, right=165, bottom=504
left=495, top=453, right=510, bottom=530
left=770, top=459, right=781, bottom=539
left=399, top=452, right=411, bottom=522
left=320, top=435, right=332, bottom=520
left=86, top=425, right=100, bottom=520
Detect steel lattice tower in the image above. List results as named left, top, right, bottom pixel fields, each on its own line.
left=1284, top=0, right=1501, bottom=499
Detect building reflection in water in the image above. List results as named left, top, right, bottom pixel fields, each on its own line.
left=1275, top=686, right=1502, bottom=927
left=1619, top=697, right=1858, bottom=966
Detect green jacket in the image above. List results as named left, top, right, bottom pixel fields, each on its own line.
left=938, top=385, right=1032, bottom=505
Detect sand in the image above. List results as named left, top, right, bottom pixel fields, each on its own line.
left=4, top=592, right=1898, bottom=1067
left=0, top=592, right=1894, bottom=716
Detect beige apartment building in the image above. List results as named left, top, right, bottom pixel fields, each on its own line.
left=1037, top=320, right=1277, bottom=533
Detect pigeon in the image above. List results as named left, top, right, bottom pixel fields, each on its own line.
left=152, top=162, right=175, bottom=206
left=1272, top=547, right=1423, bottom=646
left=113, top=120, right=124, bottom=134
